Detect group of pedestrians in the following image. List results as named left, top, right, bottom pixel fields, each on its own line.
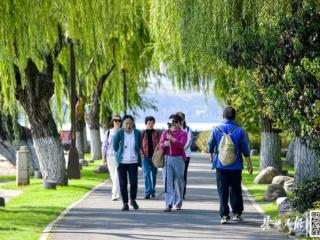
left=101, top=112, right=192, bottom=212
left=101, top=106, right=253, bottom=224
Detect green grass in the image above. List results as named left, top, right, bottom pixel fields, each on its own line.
left=242, top=156, right=294, bottom=219
left=0, top=159, right=108, bottom=240
left=0, top=175, right=16, bottom=181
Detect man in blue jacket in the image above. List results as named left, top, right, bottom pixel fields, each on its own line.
left=208, top=107, right=253, bottom=224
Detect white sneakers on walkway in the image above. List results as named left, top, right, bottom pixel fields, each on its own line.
left=221, top=214, right=243, bottom=224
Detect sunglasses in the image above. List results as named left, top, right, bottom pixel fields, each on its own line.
left=113, top=119, right=121, bottom=122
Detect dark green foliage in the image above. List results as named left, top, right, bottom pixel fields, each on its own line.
left=291, top=177, right=320, bottom=213
left=225, top=3, right=320, bottom=150
left=248, top=132, right=261, bottom=150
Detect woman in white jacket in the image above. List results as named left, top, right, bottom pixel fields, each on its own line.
left=177, top=112, right=192, bottom=200
left=102, top=115, right=122, bottom=200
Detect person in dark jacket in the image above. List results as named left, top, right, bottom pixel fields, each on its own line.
left=208, top=107, right=253, bottom=224
left=141, top=116, right=161, bottom=199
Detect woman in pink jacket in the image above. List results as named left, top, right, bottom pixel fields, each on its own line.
left=160, top=114, right=187, bottom=212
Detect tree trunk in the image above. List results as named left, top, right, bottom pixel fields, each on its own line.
left=259, top=116, right=282, bottom=171
left=0, top=113, right=39, bottom=170
left=285, top=138, right=296, bottom=166
left=15, top=56, right=66, bottom=185
left=0, top=141, right=16, bottom=164
left=87, top=64, right=115, bottom=160
left=33, top=137, right=65, bottom=184
left=76, top=96, right=86, bottom=159
left=76, top=127, right=85, bottom=159
left=83, top=126, right=90, bottom=153
left=294, top=138, right=319, bottom=185
left=89, top=128, right=101, bottom=160
left=122, top=69, right=128, bottom=114
left=67, top=40, right=80, bottom=179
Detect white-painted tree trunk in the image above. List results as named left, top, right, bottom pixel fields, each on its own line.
left=33, top=136, right=66, bottom=185
left=90, top=129, right=102, bottom=160
left=76, top=129, right=84, bottom=159
left=83, top=127, right=90, bottom=153
left=285, top=138, right=296, bottom=166
left=260, top=132, right=281, bottom=170
left=294, top=138, right=319, bottom=185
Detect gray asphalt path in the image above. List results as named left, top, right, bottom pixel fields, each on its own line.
left=50, top=153, right=287, bottom=240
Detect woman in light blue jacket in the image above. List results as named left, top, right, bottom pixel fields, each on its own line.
left=113, top=115, right=141, bottom=211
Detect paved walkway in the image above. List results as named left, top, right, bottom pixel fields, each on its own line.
left=50, top=153, right=287, bottom=240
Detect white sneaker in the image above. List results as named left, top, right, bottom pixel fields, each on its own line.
left=221, top=216, right=230, bottom=224
left=111, top=197, right=118, bottom=201
left=233, top=214, right=243, bottom=221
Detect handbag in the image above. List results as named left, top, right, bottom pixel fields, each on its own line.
left=152, top=144, right=165, bottom=168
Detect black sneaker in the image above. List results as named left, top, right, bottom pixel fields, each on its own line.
left=151, top=193, right=156, bottom=198
left=130, top=200, right=139, bottom=210
left=144, top=195, right=151, bottom=199
left=121, top=203, right=129, bottom=211
left=164, top=204, right=172, bottom=212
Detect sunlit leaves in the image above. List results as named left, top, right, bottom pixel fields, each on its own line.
left=0, top=0, right=152, bottom=117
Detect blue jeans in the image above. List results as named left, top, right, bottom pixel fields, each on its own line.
left=142, top=157, right=158, bottom=197
left=162, top=155, right=185, bottom=208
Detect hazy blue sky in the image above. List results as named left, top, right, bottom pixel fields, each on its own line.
left=133, top=77, right=224, bottom=130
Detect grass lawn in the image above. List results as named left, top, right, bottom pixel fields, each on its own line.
left=0, top=157, right=108, bottom=240
left=242, top=156, right=294, bottom=219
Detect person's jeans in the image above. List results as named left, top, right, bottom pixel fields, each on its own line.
left=142, top=157, right=158, bottom=197
left=117, top=163, right=138, bottom=204
left=162, top=155, right=185, bottom=208
left=216, top=169, right=244, bottom=217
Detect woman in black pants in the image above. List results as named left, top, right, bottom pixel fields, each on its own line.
left=113, top=115, right=141, bottom=211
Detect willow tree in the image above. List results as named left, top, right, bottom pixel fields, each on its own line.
left=56, top=0, right=152, bottom=160
left=0, top=1, right=68, bottom=184
left=149, top=0, right=293, bottom=171
left=0, top=0, right=152, bottom=183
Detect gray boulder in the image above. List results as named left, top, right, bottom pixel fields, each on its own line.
left=276, top=197, right=291, bottom=215
left=284, top=179, right=295, bottom=192
left=285, top=139, right=296, bottom=166
left=94, top=165, right=109, bottom=174
left=272, top=176, right=294, bottom=186
left=254, top=167, right=281, bottom=184
left=264, top=184, right=286, bottom=201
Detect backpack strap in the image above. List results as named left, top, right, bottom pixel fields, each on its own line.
left=216, top=126, right=224, bottom=134
left=229, top=126, right=238, bottom=135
